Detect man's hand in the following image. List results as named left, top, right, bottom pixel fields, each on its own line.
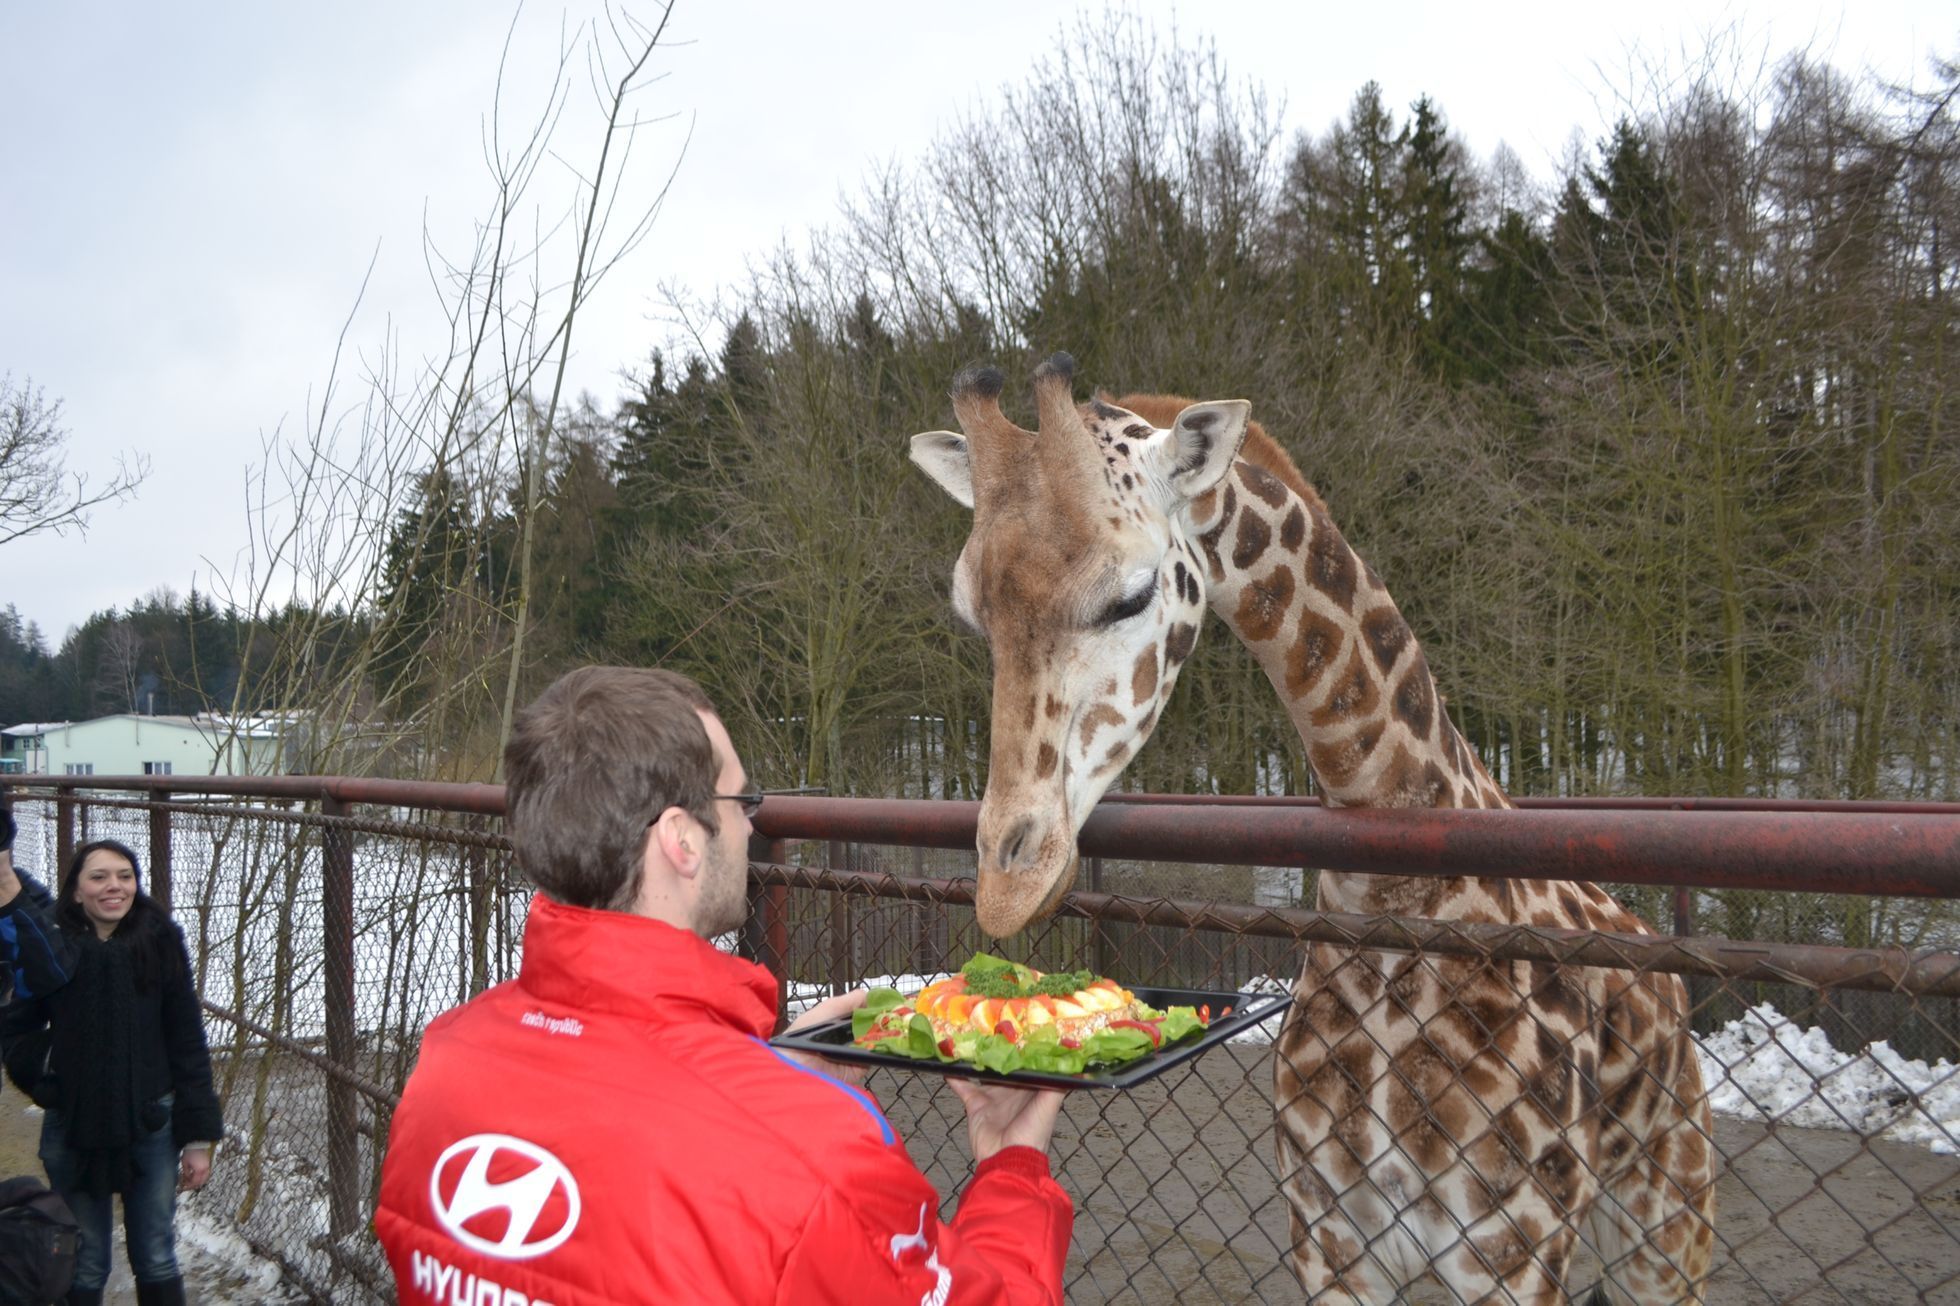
left=179, top=1146, right=213, bottom=1192
left=948, top=1079, right=1066, bottom=1163
left=777, top=988, right=872, bottom=1088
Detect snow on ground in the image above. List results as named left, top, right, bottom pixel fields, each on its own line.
left=1695, top=1002, right=1960, bottom=1154
left=800, top=971, right=1960, bottom=1155
left=174, top=1208, right=301, bottom=1303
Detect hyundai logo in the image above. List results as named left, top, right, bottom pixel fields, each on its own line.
left=430, top=1134, right=581, bottom=1260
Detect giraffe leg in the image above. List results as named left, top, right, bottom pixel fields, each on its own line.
left=1586, top=992, right=1718, bottom=1304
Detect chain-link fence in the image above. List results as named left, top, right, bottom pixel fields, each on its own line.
left=2, top=780, right=1957, bottom=1303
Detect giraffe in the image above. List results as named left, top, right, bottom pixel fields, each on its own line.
left=908, top=356, right=1717, bottom=1304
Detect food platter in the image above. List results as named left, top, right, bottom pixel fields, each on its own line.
left=770, top=984, right=1292, bottom=1091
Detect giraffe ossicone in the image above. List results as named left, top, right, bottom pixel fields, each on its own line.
left=909, top=359, right=1717, bottom=1303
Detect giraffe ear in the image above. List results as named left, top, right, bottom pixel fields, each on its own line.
left=910, top=431, right=975, bottom=510
left=1166, top=400, right=1250, bottom=499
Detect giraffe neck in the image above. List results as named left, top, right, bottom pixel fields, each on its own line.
left=1186, top=447, right=1509, bottom=915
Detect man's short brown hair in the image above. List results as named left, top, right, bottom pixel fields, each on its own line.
left=503, top=666, right=722, bottom=910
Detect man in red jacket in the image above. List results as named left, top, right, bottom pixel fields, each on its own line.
left=376, top=666, right=1074, bottom=1305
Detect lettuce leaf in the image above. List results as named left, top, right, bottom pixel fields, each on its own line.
left=851, top=987, right=907, bottom=1040
left=1157, top=1007, right=1206, bottom=1045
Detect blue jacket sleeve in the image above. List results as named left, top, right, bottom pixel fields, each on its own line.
left=0, top=872, right=78, bottom=1002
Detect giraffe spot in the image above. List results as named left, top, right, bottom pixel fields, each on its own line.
left=1533, top=967, right=1588, bottom=1028
left=1234, top=563, right=1294, bottom=643
left=1172, top=559, right=1192, bottom=605
left=1308, top=722, right=1381, bottom=789
left=1077, top=703, right=1124, bottom=750
left=1045, top=695, right=1064, bottom=719
left=1115, top=442, right=1130, bottom=456
left=1165, top=621, right=1197, bottom=665
left=1231, top=504, right=1271, bottom=571
left=1284, top=609, right=1344, bottom=699
left=1279, top=504, right=1305, bottom=551
left=1096, top=740, right=1130, bottom=774
left=1123, top=423, right=1150, bottom=440
left=1121, top=473, right=1133, bottom=490
left=1309, top=645, right=1381, bottom=728
left=1360, top=607, right=1409, bottom=674
left=1089, top=398, right=1123, bottom=420
left=1130, top=647, right=1158, bottom=705
left=1137, top=708, right=1157, bottom=736
left=1238, top=460, right=1289, bottom=507
left=1379, top=743, right=1451, bottom=808
left=1022, top=695, right=1038, bottom=731
left=1306, top=504, right=1358, bottom=610
left=1392, top=660, right=1437, bottom=740
left=1363, top=560, right=1385, bottom=591
left=1194, top=483, right=1236, bottom=582
left=1034, top=742, right=1058, bottom=779
left=1107, top=516, right=1123, bottom=529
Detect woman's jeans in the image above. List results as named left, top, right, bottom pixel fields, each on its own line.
left=38, top=1098, right=181, bottom=1289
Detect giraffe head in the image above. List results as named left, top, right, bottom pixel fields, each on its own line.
left=909, top=355, right=1249, bottom=936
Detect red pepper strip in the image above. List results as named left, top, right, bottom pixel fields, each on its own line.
left=1109, top=1018, right=1163, bottom=1048
left=1199, top=1003, right=1211, bottom=1023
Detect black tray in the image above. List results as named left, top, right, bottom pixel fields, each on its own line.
left=770, top=984, right=1292, bottom=1091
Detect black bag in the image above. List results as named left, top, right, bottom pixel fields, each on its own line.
left=0, top=1176, right=76, bottom=1306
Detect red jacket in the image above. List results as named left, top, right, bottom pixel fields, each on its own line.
left=375, top=895, right=1074, bottom=1306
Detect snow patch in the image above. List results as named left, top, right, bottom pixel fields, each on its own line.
left=1695, top=1002, right=1960, bottom=1154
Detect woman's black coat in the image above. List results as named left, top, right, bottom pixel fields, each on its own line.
left=0, top=872, right=224, bottom=1148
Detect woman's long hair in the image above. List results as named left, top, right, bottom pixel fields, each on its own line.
left=56, top=838, right=183, bottom=991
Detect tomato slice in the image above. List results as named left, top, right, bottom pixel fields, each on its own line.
left=937, top=1038, right=956, bottom=1057
left=1109, top=1018, right=1163, bottom=1048
left=995, top=1018, right=1018, bottom=1042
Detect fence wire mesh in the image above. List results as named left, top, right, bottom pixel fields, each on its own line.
left=2, top=789, right=1956, bottom=1303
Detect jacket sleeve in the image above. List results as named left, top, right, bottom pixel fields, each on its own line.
left=0, top=872, right=77, bottom=1003
left=774, top=1146, right=1073, bottom=1306
left=0, top=994, right=52, bottom=1104
left=160, top=926, right=225, bottom=1145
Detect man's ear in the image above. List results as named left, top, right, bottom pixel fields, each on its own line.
left=649, top=806, right=703, bottom=880
left=1165, top=400, right=1250, bottom=500
left=909, top=431, right=975, bottom=509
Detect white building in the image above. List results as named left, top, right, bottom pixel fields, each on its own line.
left=0, top=714, right=290, bottom=777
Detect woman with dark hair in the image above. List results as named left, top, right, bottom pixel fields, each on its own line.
left=0, top=806, right=223, bottom=1306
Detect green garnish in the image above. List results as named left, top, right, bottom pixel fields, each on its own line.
left=957, top=954, right=1096, bottom=999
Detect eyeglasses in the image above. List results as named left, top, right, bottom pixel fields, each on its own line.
left=715, top=785, right=828, bottom=818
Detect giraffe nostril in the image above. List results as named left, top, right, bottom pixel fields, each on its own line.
left=998, top=816, right=1036, bottom=869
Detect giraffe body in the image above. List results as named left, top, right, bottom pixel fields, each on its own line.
left=910, top=363, right=1715, bottom=1303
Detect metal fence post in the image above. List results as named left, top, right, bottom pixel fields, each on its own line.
left=828, top=839, right=850, bottom=995
left=1090, top=855, right=1110, bottom=978
left=465, top=817, right=490, bottom=997
left=147, top=788, right=172, bottom=913
left=320, top=794, right=359, bottom=1242
left=747, top=835, right=790, bottom=1026
left=55, top=788, right=74, bottom=871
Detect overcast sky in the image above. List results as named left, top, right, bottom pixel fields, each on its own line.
left=2, top=1, right=1952, bottom=644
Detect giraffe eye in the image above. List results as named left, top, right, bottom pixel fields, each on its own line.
left=1098, top=581, right=1156, bottom=626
